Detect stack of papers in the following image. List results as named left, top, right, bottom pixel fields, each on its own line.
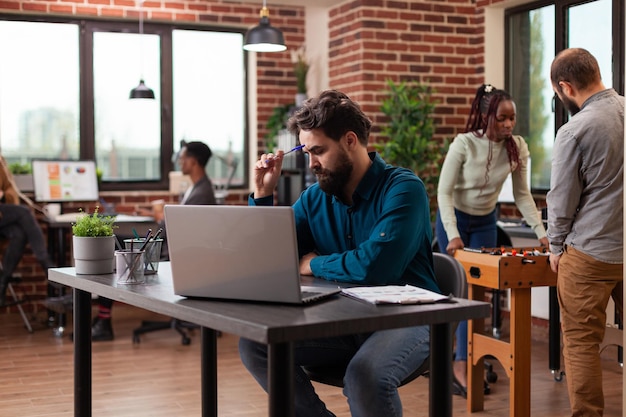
left=341, top=285, right=453, bottom=305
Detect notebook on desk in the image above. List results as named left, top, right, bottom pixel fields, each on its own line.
left=163, top=205, right=341, bottom=304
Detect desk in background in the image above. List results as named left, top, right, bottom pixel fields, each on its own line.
left=49, top=263, right=490, bottom=417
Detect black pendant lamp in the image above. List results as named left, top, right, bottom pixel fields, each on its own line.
left=243, top=0, right=286, bottom=53
left=129, top=0, right=155, bottom=99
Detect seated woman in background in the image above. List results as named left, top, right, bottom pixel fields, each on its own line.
left=0, top=155, right=52, bottom=306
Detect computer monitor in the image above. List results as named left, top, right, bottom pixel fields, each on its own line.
left=32, top=159, right=99, bottom=203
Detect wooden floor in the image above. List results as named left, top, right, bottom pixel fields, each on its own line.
left=0, top=303, right=622, bottom=417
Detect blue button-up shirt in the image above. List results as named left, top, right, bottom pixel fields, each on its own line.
left=251, top=152, right=439, bottom=293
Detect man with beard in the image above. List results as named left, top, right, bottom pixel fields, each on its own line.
left=547, top=48, right=623, bottom=417
left=239, top=90, right=439, bottom=417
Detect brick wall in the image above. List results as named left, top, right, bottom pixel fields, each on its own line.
left=2, top=0, right=540, bottom=318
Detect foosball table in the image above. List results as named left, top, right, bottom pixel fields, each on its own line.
left=454, top=247, right=557, bottom=417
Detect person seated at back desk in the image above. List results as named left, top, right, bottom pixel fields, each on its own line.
left=238, top=90, right=439, bottom=417
left=0, top=155, right=53, bottom=307
left=91, top=141, right=217, bottom=341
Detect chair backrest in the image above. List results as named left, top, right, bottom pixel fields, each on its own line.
left=432, top=252, right=467, bottom=299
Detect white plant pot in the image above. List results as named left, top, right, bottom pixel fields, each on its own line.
left=72, top=235, right=116, bottom=275
left=13, top=174, right=34, bottom=192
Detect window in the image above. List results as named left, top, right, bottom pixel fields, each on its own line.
left=0, top=21, right=80, bottom=166
left=0, top=17, right=247, bottom=191
left=506, top=0, right=623, bottom=192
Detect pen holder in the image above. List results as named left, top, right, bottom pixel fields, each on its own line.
left=115, top=249, right=145, bottom=284
left=124, top=238, right=163, bottom=275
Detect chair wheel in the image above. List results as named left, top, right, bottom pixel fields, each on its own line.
left=484, top=380, right=491, bottom=395
left=486, top=370, right=498, bottom=383
left=133, top=334, right=141, bottom=344
left=182, top=336, right=191, bottom=345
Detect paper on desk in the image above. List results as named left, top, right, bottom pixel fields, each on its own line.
left=341, top=285, right=452, bottom=305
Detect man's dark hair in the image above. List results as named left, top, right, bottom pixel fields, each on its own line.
left=287, top=90, right=372, bottom=146
left=183, top=141, right=212, bottom=167
left=550, top=48, right=601, bottom=91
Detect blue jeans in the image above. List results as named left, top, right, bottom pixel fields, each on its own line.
left=239, top=325, right=430, bottom=417
left=435, top=208, right=496, bottom=362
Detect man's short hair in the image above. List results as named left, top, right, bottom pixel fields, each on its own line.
left=287, top=89, right=372, bottom=146
left=183, top=141, right=212, bottom=168
left=550, top=48, right=601, bottom=91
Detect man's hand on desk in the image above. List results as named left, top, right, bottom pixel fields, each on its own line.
left=299, top=251, right=317, bottom=276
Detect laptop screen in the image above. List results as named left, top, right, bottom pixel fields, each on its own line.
left=32, top=159, right=99, bottom=203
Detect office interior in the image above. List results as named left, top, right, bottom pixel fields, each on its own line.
left=0, top=0, right=624, bottom=416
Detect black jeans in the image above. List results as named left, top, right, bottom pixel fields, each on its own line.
left=0, top=204, right=51, bottom=280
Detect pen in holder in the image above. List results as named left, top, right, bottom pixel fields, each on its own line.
left=124, top=237, right=163, bottom=275
left=115, top=249, right=145, bottom=284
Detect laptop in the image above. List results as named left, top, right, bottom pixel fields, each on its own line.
left=164, top=205, right=341, bottom=304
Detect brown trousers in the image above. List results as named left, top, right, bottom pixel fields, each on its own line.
left=557, top=246, right=623, bottom=417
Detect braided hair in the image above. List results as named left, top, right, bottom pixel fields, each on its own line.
left=465, top=84, right=521, bottom=192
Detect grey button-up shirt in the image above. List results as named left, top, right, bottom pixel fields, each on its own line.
left=547, top=88, right=624, bottom=263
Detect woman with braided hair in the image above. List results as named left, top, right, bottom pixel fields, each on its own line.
left=435, top=84, right=548, bottom=396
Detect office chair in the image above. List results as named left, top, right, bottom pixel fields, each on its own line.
left=133, top=317, right=196, bottom=345
left=303, top=252, right=467, bottom=389
left=4, top=277, right=34, bottom=333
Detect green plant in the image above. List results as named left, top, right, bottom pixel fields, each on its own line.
left=72, top=207, right=117, bottom=237
left=9, top=162, right=32, bottom=175
left=374, top=79, right=446, bottom=220
left=265, top=103, right=295, bottom=152
left=291, top=45, right=309, bottom=94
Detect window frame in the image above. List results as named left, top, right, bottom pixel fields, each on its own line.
left=0, top=14, right=249, bottom=192
left=504, top=0, right=625, bottom=194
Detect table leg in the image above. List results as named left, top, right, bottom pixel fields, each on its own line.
left=201, top=327, right=218, bottom=417
left=509, top=288, right=531, bottom=417
left=429, top=322, right=453, bottom=417
left=549, top=286, right=564, bottom=380
left=74, top=288, right=92, bottom=417
left=268, top=342, right=294, bottom=417
left=468, top=284, right=486, bottom=412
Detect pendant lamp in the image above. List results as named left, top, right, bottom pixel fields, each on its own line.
left=129, top=0, right=155, bottom=99
left=243, top=0, right=286, bottom=53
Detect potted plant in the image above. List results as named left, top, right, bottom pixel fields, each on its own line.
left=9, top=161, right=34, bottom=192
left=374, top=79, right=447, bottom=220
left=291, top=45, right=309, bottom=106
left=265, top=102, right=295, bottom=152
left=71, top=207, right=117, bottom=274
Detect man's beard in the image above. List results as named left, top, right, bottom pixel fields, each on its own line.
left=561, top=94, right=580, bottom=116
left=314, top=149, right=353, bottom=198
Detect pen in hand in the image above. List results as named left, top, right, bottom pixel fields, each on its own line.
left=283, top=144, right=305, bottom=155
left=263, top=144, right=305, bottom=166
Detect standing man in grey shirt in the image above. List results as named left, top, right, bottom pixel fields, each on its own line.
left=547, top=47, right=623, bottom=417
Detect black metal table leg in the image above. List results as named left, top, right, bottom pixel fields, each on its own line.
left=549, top=286, right=564, bottom=381
left=430, top=322, right=453, bottom=417
left=74, top=288, right=92, bottom=417
left=201, top=327, right=218, bottom=417
left=268, top=342, right=294, bottom=417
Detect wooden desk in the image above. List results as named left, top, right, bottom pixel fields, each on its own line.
left=49, top=263, right=490, bottom=417
left=455, top=248, right=557, bottom=417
